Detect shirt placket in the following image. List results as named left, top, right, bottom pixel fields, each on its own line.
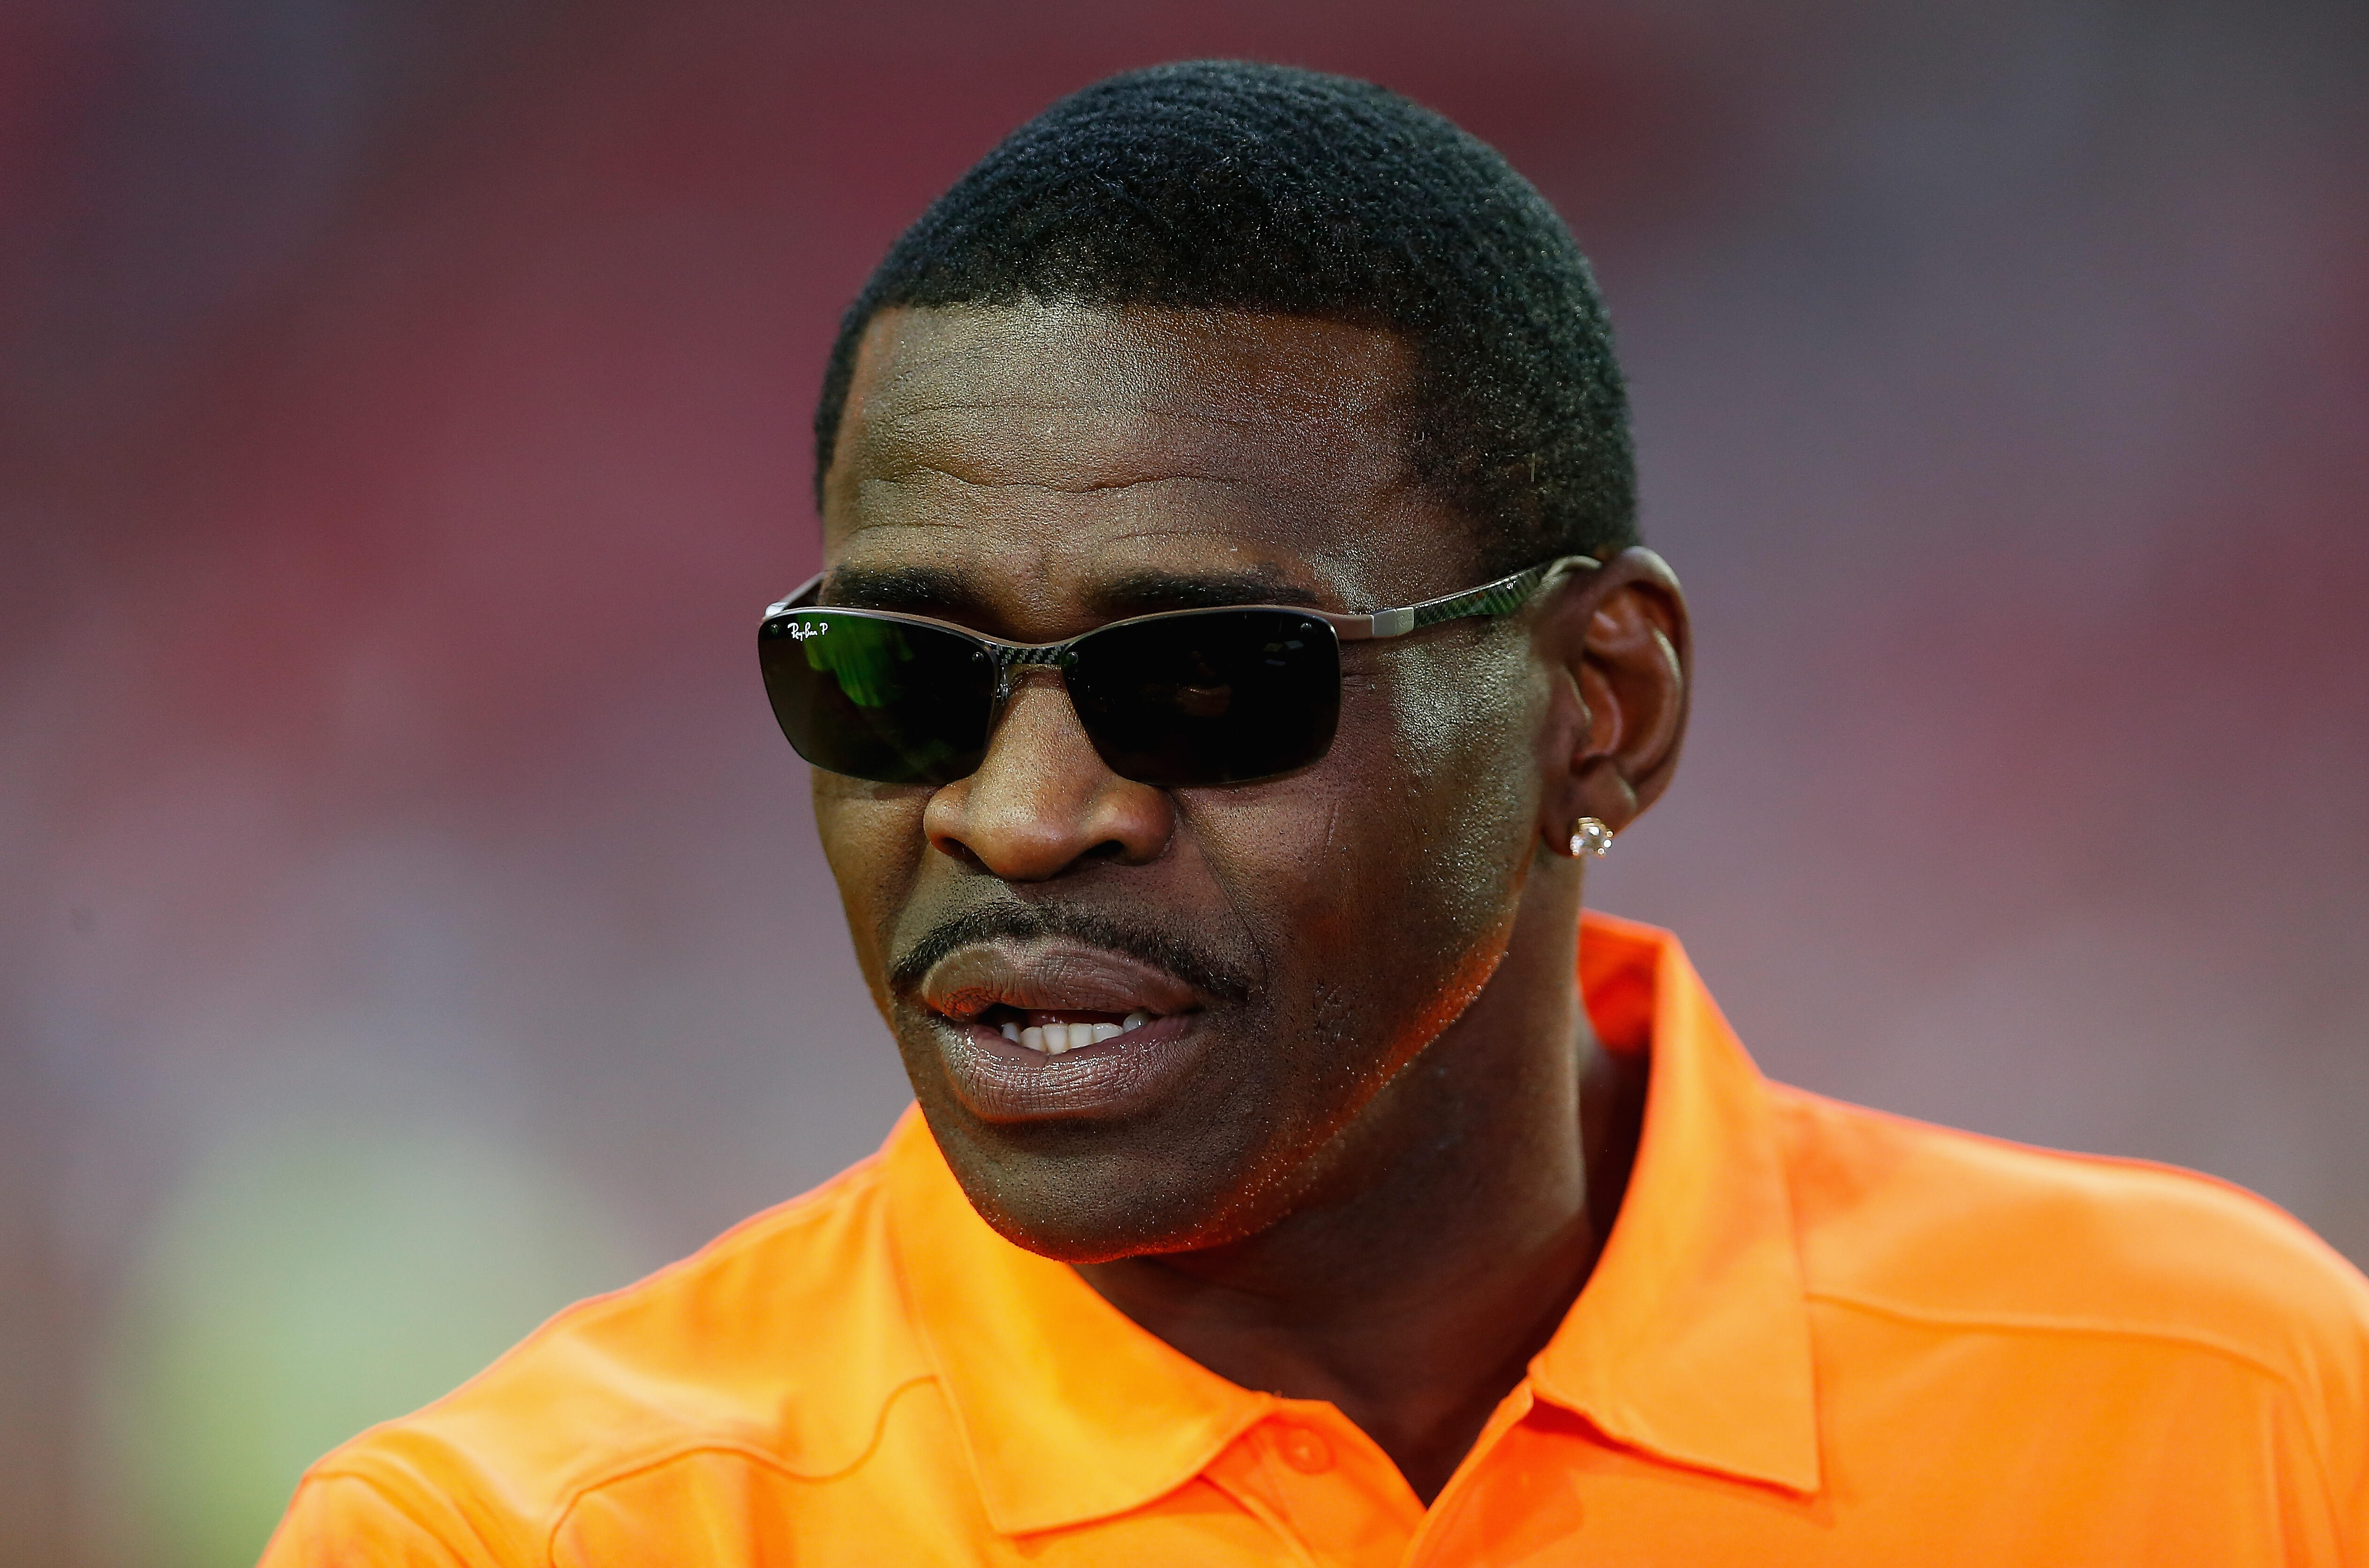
left=1200, top=1403, right=1427, bottom=1568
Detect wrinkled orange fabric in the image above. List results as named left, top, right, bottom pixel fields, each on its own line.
left=262, top=914, right=2369, bottom=1565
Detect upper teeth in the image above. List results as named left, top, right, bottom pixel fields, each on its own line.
left=1001, top=1011, right=1153, bottom=1055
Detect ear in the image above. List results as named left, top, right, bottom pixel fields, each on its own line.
left=1534, top=547, right=1691, bottom=845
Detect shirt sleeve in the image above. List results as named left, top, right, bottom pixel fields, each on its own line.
left=258, top=1472, right=487, bottom=1568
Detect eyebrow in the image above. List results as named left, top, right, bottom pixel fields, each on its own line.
left=1084, top=569, right=1325, bottom=617
left=824, top=564, right=979, bottom=615
left=823, top=563, right=1328, bottom=624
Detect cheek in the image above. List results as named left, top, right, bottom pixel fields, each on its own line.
left=1193, top=637, right=1543, bottom=1083
left=810, top=771, right=930, bottom=992
left=1374, top=632, right=1544, bottom=931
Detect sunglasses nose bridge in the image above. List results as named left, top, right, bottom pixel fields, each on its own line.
left=987, top=643, right=1076, bottom=712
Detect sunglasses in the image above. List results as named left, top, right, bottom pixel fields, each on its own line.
left=758, top=554, right=1600, bottom=788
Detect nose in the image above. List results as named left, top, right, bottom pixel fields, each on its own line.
left=924, top=675, right=1173, bottom=880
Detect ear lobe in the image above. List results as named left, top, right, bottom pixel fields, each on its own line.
left=1539, top=549, right=1690, bottom=840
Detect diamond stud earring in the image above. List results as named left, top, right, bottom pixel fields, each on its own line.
left=1568, top=816, right=1614, bottom=859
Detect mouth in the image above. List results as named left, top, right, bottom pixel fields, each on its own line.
left=974, top=1006, right=1161, bottom=1056
left=913, top=937, right=1217, bottom=1119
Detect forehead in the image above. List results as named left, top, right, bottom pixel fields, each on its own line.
left=822, top=302, right=1450, bottom=616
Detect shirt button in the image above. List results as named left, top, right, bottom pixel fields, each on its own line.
left=1276, top=1425, right=1335, bottom=1474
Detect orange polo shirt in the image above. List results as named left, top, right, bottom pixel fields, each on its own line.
left=263, top=914, right=2369, bottom=1565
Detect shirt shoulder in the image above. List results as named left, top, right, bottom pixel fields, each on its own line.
left=269, top=1151, right=933, bottom=1564
left=1768, top=1084, right=2369, bottom=1432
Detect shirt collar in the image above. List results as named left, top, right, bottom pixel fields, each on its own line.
left=881, top=912, right=1819, bottom=1534
left=1531, top=912, right=1822, bottom=1493
left=883, top=1115, right=1275, bottom=1535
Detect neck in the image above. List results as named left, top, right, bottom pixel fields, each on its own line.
left=1074, top=889, right=1645, bottom=1505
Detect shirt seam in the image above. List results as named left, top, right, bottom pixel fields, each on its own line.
left=538, top=1372, right=940, bottom=1564
left=1805, top=1287, right=2342, bottom=1501
left=314, top=1155, right=894, bottom=1497
left=286, top=1467, right=490, bottom=1565
left=878, top=1159, right=1007, bottom=1532
left=1769, top=1084, right=2338, bottom=1241
left=1804, top=1287, right=2298, bottom=1382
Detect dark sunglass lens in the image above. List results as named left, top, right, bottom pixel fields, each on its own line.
left=1067, top=610, right=1339, bottom=786
left=758, top=611, right=995, bottom=784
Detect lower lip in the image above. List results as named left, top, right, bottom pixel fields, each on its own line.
left=933, top=1013, right=1210, bottom=1122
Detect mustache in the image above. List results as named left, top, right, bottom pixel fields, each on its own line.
left=887, top=901, right=1257, bottom=1007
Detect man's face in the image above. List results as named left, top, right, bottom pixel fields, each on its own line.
left=814, top=302, right=1561, bottom=1262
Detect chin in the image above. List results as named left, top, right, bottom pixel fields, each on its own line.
left=947, top=1144, right=1289, bottom=1265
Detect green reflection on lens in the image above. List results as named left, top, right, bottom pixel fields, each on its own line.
left=800, top=616, right=912, bottom=709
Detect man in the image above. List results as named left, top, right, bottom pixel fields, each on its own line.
left=265, top=61, right=2368, bottom=1565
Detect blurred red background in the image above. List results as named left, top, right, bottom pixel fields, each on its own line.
left=4, top=1, right=2364, bottom=1562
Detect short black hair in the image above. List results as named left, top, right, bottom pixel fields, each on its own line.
left=813, top=60, right=1637, bottom=576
